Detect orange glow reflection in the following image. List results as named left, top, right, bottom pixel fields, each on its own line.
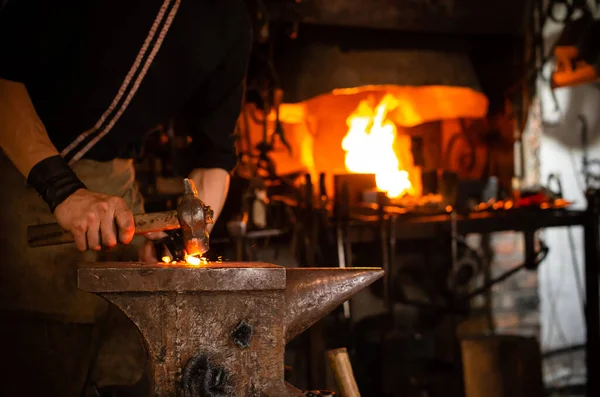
left=159, top=254, right=208, bottom=266
left=185, top=255, right=201, bottom=266
left=342, top=94, right=414, bottom=198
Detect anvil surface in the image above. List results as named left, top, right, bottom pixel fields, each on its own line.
left=78, top=262, right=383, bottom=397
left=78, top=261, right=286, bottom=292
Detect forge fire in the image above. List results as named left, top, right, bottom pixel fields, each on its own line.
left=342, top=94, right=415, bottom=198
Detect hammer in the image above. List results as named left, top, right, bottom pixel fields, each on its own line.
left=27, top=178, right=214, bottom=257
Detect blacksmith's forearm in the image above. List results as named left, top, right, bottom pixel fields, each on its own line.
left=188, top=167, right=230, bottom=230
left=0, top=78, right=58, bottom=177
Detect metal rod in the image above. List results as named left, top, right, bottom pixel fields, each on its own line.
left=450, top=211, right=458, bottom=273
left=336, top=226, right=351, bottom=319
left=336, top=181, right=351, bottom=319
left=305, top=173, right=315, bottom=268
left=378, top=196, right=389, bottom=300
left=388, top=214, right=397, bottom=314
left=466, top=263, right=525, bottom=300
left=480, top=233, right=495, bottom=332
left=583, top=190, right=600, bottom=397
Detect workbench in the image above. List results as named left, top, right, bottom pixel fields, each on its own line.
left=214, top=191, right=599, bottom=394
left=341, top=204, right=599, bottom=396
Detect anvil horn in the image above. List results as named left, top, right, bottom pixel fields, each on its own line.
left=284, top=268, right=384, bottom=343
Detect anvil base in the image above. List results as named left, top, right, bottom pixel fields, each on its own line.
left=78, top=262, right=383, bottom=397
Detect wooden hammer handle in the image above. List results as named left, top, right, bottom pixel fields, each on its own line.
left=327, top=348, right=361, bottom=397
left=27, top=210, right=180, bottom=247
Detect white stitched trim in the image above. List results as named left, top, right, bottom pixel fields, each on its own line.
left=61, top=0, right=175, bottom=161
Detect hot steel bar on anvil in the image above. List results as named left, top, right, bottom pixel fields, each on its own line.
left=78, top=261, right=383, bottom=396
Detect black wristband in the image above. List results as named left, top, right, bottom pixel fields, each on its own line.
left=27, top=155, right=87, bottom=213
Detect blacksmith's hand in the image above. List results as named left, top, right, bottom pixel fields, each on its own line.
left=54, top=189, right=135, bottom=251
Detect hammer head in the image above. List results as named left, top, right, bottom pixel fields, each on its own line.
left=177, top=178, right=214, bottom=256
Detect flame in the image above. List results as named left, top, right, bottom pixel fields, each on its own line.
left=161, top=256, right=172, bottom=263
left=342, top=94, right=414, bottom=198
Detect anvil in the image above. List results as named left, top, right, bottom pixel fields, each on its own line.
left=78, top=262, right=383, bottom=396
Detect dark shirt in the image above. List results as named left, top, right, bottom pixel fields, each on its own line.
left=0, top=0, right=252, bottom=172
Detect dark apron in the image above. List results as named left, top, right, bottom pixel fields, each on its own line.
left=0, top=153, right=146, bottom=395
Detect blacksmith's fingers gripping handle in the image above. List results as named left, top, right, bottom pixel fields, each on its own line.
left=27, top=211, right=180, bottom=247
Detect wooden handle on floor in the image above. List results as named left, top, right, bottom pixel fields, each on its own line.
left=327, top=348, right=360, bottom=397
left=27, top=210, right=180, bottom=247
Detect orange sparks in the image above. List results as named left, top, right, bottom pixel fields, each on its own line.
left=185, top=255, right=209, bottom=266
left=160, top=254, right=208, bottom=266
left=185, top=255, right=201, bottom=266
